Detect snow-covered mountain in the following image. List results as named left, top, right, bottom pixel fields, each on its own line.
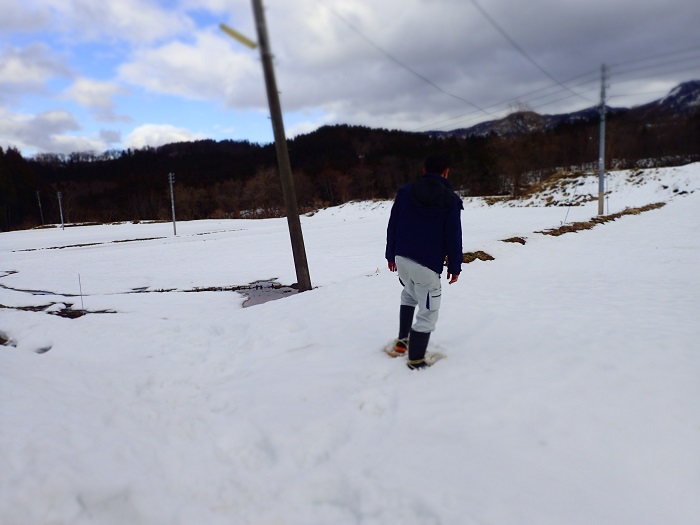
left=431, top=80, right=700, bottom=139
left=632, top=79, right=700, bottom=119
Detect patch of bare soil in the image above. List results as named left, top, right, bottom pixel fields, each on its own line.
left=182, top=280, right=298, bottom=307
left=15, top=237, right=166, bottom=252
left=0, top=302, right=115, bottom=318
left=0, top=277, right=297, bottom=318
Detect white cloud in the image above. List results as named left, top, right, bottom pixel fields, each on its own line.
left=48, top=133, right=109, bottom=154
left=0, top=108, right=77, bottom=139
left=0, top=108, right=106, bottom=155
left=0, top=44, right=69, bottom=96
left=99, top=129, right=122, bottom=145
left=124, top=124, right=206, bottom=149
left=2, top=0, right=699, bottom=155
left=286, top=120, right=325, bottom=139
left=0, top=0, right=51, bottom=31
left=64, top=78, right=125, bottom=109
left=119, top=30, right=262, bottom=105
left=179, top=0, right=250, bottom=14
left=63, top=78, right=132, bottom=122
left=47, top=0, right=195, bottom=44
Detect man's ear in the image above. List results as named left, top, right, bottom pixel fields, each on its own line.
left=441, top=168, right=450, bottom=178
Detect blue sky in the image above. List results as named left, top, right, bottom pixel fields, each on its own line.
left=1, top=0, right=699, bottom=156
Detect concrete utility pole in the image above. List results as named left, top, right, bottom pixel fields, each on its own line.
left=598, top=64, right=608, bottom=216
left=57, top=191, right=65, bottom=230
left=36, top=191, right=45, bottom=225
left=250, top=0, right=312, bottom=292
left=168, top=173, right=177, bottom=236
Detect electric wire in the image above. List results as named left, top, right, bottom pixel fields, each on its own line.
left=317, top=2, right=699, bottom=134
left=608, top=63, right=700, bottom=103
left=607, top=90, right=667, bottom=100
left=320, top=0, right=601, bottom=132
left=610, top=45, right=700, bottom=68
left=324, top=4, right=496, bottom=116
left=414, top=69, right=601, bottom=132
left=469, top=0, right=593, bottom=104
left=612, top=53, right=700, bottom=79
left=421, top=52, right=699, bottom=132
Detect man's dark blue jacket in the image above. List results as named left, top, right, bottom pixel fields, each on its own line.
left=385, top=172, right=463, bottom=276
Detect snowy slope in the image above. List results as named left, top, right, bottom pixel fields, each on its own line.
left=1, top=164, right=699, bottom=525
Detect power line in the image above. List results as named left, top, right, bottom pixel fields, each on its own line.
left=401, top=22, right=699, bottom=132
left=610, top=44, right=700, bottom=68
left=607, top=68, right=700, bottom=103
left=319, top=1, right=608, bottom=132
left=611, top=54, right=700, bottom=79
left=482, top=69, right=600, bottom=113
left=324, top=4, right=496, bottom=116
left=469, top=0, right=593, bottom=104
left=414, top=68, right=601, bottom=132
left=419, top=52, right=700, bottom=133
left=318, top=2, right=699, bottom=134
left=607, top=90, right=668, bottom=100
left=427, top=66, right=698, bottom=133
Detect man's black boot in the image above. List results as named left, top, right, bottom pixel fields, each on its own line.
left=407, top=329, right=431, bottom=370
left=398, top=305, right=415, bottom=340
left=391, top=305, right=415, bottom=355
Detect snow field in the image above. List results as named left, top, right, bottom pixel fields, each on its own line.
left=1, top=164, right=699, bottom=524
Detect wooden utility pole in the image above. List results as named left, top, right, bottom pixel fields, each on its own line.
left=250, top=0, right=312, bottom=291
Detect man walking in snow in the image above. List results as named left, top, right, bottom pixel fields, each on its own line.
left=385, top=154, right=463, bottom=369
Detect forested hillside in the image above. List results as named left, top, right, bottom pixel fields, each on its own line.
left=2, top=83, right=699, bottom=231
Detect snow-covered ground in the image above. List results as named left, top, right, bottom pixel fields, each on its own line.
left=1, top=164, right=699, bottom=525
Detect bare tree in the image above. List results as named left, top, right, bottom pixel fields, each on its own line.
left=242, top=167, right=284, bottom=218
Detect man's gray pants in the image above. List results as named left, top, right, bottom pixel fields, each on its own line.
left=395, top=255, right=442, bottom=333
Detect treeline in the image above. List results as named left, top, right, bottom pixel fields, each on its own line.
left=2, top=111, right=700, bottom=231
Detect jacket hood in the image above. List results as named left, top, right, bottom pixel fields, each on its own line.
left=410, top=173, right=454, bottom=209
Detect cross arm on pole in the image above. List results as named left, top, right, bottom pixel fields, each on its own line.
left=220, top=23, right=258, bottom=49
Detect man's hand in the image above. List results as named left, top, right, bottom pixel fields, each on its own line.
left=388, top=261, right=397, bottom=272
left=447, top=273, right=459, bottom=284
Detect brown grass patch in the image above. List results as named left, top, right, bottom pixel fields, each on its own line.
left=462, top=251, right=495, bottom=263
left=502, top=237, right=527, bottom=245
left=457, top=201, right=666, bottom=265
left=524, top=170, right=587, bottom=197
left=537, top=202, right=666, bottom=236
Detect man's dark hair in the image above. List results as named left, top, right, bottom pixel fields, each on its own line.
left=424, top=154, right=451, bottom=175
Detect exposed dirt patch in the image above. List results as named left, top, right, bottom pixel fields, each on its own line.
left=240, top=281, right=299, bottom=307
left=182, top=280, right=299, bottom=307
left=502, top=237, right=527, bottom=245
left=0, top=302, right=115, bottom=318
left=0, top=276, right=298, bottom=317
left=15, top=237, right=166, bottom=252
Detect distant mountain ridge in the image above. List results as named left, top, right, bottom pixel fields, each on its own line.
left=632, top=80, right=700, bottom=119
left=429, top=80, right=700, bottom=139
